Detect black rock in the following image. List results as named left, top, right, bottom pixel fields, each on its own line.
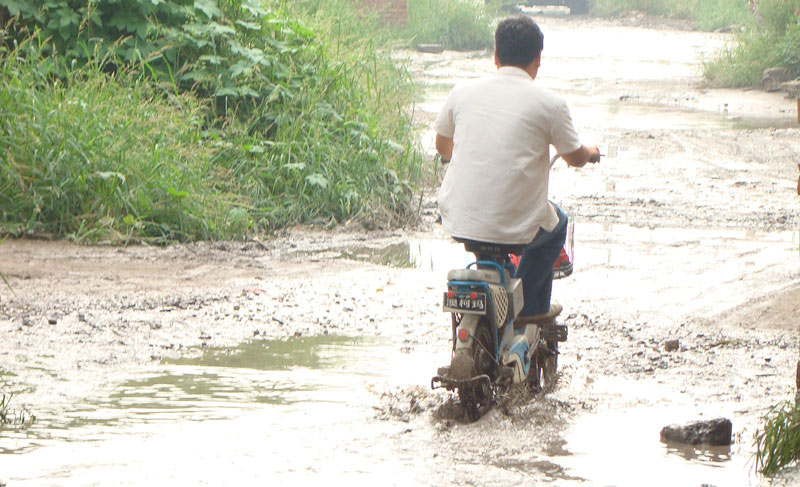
left=416, top=44, right=444, bottom=54
left=660, top=418, right=732, bottom=446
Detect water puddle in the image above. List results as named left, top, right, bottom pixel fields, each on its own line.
left=562, top=407, right=753, bottom=487
left=0, top=336, right=442, bottom=486
left=0, top=334, right=783, bottom=486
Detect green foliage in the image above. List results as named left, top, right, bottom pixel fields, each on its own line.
left=704, top=0, right=800, bottom=87
left=755, top=399, right=800, bottom=475
left=403, top=0, right=496, bottom=51
left=0, top=0, right=193, bottom=65
left=0, top=0, right=424, bottom=241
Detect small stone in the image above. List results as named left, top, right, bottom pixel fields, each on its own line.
left=664, top=339, right=680, bottom=352
left=660, top=418, right=733, bottom=446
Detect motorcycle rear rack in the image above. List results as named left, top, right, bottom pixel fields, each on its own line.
left=431, top=373, right=491, bottom=392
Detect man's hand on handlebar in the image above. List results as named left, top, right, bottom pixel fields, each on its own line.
left=588, top=145, right=601, bottom=164
left=561, top=145, right=602, bottom=167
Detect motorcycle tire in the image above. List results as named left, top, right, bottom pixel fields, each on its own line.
left=458, top=319, right=495, bottom=421
left=542, top=339, right=558, bottom=389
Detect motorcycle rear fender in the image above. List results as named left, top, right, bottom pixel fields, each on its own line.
left=450, top=314, right=483, bottom=381
left=454, top=314, right=480, bottom=352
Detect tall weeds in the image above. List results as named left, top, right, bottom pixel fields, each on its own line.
left=755, top=399, right=800, bottom=475
left=0, top=1, right=424, bottom=242
left=0, top=39, right=225, bottom=242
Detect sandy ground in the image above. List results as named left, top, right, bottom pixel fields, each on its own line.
left=2, top=12, right=800, bottom=486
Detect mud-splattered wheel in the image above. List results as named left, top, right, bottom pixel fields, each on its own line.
left=531, top=339, right=558, bottom=392
left=458, top=320, right=495, bottom=421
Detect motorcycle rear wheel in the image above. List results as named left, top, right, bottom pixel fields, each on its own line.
left=542, top=340, right=558, bottom=389
left=530, top=340, right=558, bottom=392
left=458, top=319, right=495, bottom=421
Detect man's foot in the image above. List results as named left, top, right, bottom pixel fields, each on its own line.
left=514, top=303, right=562, bottom=326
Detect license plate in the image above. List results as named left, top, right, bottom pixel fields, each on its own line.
left=443, top=292, right=487, bottom=314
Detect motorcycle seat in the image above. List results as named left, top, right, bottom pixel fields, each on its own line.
left=454, top=238, right=526, bottom=258
left=447, top=268, right=503, bottom=285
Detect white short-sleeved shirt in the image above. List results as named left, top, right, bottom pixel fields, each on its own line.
left=434, top=66, right=581, bottom=244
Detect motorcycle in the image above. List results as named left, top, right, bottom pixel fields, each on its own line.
left=431, top=157, right=574, bottom=422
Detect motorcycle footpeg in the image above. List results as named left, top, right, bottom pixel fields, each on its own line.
left=542, top=322, right=568, bottom=342
left=431, top=373, right=491, bottom=391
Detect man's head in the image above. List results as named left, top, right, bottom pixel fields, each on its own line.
left=494, top=15, right=544, bottom=69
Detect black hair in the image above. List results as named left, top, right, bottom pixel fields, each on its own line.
left=494, top=15, right=544, bottom=68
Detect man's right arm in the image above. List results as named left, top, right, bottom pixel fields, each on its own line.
left=561, top=145, right=601, bottom=167
left=435, top=134, right=454, bottom=163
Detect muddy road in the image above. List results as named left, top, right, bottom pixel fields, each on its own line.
left=2, top=12, right=800, bottom=487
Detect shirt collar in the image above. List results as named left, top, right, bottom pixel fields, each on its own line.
left=497, top=66, right=532, bottom=80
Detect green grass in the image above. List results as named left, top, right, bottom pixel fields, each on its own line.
left=755, top=398, right=800, bottom=475
left=592, top=0, right=754, bottom=29
left=403, top=0, right=497, bottom=51
left=0, top=39, right=228, bottom=243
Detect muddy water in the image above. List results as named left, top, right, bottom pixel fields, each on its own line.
left=0, top=337, right=446, bottom=486
left=0, top=336, right=765, bottom=486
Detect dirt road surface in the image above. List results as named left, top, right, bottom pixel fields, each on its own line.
left=2, top=12, right=800, bottom=487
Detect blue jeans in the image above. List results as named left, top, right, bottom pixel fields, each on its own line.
left=514, top=203, right=568, bottom=316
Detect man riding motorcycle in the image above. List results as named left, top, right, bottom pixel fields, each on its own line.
left=434, top=14, right=600, bottom=324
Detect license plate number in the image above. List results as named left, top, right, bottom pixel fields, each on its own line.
left=443, top=292, right=487, bottom=313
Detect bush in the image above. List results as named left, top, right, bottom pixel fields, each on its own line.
left=704, top=0, right=800, bottom=87
left=0, top=0, right=424, bottom=241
